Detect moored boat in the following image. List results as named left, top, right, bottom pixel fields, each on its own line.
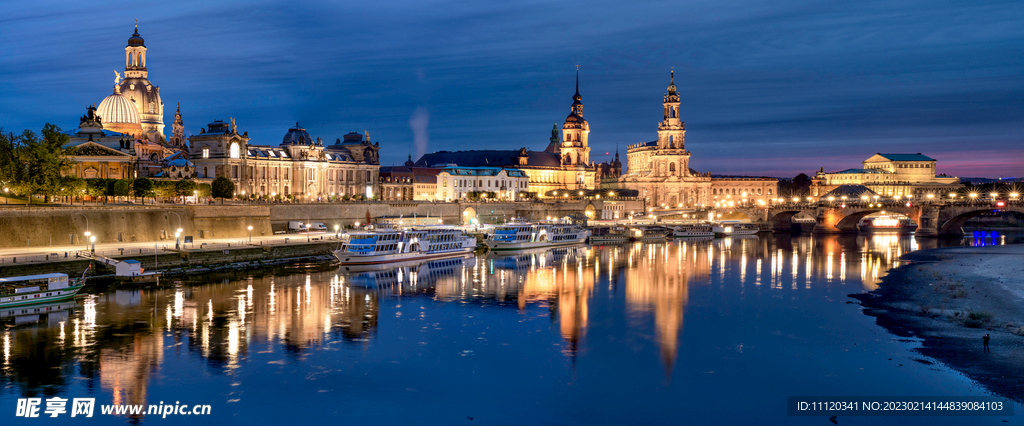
left=0, top=266, right=90, bottom=309
left=672, top=223, right=714, bottom=238
left=485, top=222, right=590, bottom=251
left=632, top=226, right=670, bottom=242
left=712, top=222, right=759, bottom=237
left=589, top=226, right=630, bottom=244
left=333, top=227, right=476, bottom=265
left=858, top=215, right=918, bottom=233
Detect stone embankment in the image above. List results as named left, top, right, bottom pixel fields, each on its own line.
left=853, top=243, right=1024, bottom=402
left=0, top=240, right=339, bottom=279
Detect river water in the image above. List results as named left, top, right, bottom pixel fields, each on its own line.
left=2, top=232, right=1020, bottom=425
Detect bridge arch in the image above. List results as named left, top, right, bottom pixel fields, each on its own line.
left=766, top=210, right=808, bottom=232
left=938, top=209, right=1001, bottom=236
left=461, top=207, right=477, bottom=225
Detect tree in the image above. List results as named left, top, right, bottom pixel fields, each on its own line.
left=85, top=179, right=108, bottom=203
left=0, top=130, right=21, bottom=192
left=112, top=179, right=132, bottom=201
left=211, top=177, right=235, bottom=203
left=134, top=177, right=154, bottom=203
left=58, top=176, right=86, bottom=202
left=792, top=173, right=812, bottom=195
left=174, top=179, right=197, bottom=202
left=17, top=125, right=72, bottom=203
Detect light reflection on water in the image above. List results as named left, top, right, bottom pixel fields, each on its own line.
left=0, top=232, right=1020, bottom=424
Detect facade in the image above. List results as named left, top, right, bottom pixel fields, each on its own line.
left=810, top=153, right=961, bottom=198
left=615, top=73, right=715, bottom=208
left=414, top=73, right=598, bottom=197
left=613, top=72, right=777, bottom=208
left=379, top=159, right=442, bottom=201
left=189, top=121, right=380, bottom=200
left=64, top=106, right=137, bottom=179
left=436, top=166, right=529, bottom=201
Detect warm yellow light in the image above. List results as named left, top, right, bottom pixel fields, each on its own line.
left=1012, top=193, right=1020, bottom=198
left=247, top=225, right=252, bottom=231
left=828, top=196, right=835, bottom=201
left=969, top=193, right=978, bottom=198
left=792, top=197, right=799, bottom=202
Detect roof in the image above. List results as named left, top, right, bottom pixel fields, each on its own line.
left=440, top=166, right=527, bottom=177
left=833, top=168, right=887, bottom=174
left=820, top=185, right=878, bottom=199
left=872, top=153, right=935, bottom=162
left=414, top=150, right=560, bottom=168
left=380, top=166, right=441, bottom=183
left=0, top=273, right=67, bottom=282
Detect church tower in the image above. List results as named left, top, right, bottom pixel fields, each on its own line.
left=560, top=70, right=590, bottom=167
left=117, top=21, right=165, bottom=143
left=657, top=71, right=684, bottom=149
left=171, top=103, right=185, bottom=148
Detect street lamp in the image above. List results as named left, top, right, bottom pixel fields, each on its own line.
left=3, top=187, right=7, bottom=204
left=89, top=236, right=95, bottom=253
left=247, top=225, right=253, bottom=243
left=175, top=229, right=182, bottom=250
left=84, top=231, right=91, bottom=252
left=334, top=224, right=340, bottom=239
left=306, top=223, right=311, bottom=242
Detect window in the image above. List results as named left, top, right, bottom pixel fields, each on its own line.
left=202, top=147, right=210, bottom=159
left=229, top=143, right=240, bottom=159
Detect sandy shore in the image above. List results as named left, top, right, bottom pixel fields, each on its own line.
left=853, top=243, right=1024, bottom=402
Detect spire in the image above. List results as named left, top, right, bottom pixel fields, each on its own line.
left=575, top=65, right=580, bottom=97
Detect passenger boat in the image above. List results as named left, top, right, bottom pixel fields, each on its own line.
left=858, top=215, right=918, bottom=233
left=632, top=226, right=670, bottom=242
left=346, top=255, right=475, bottom=288
left=333, top=227, right=476, bottom=265
left=589, top=226, right=630, bottom=244
left=485, top=222, right=590, bottom=251
left=672, top=223, right=714, bottom=238
left=0, top=266, right=90, bottom=309
left=712, top=222, right=759, bottom=237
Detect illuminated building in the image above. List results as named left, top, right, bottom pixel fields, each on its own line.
left=189, top=121, right=380, bottom=200
left=615, top=72, right=777, bottom=207
left=412, top=72, right=599, bottom=197
left=810, top=153, right=962, bottom=198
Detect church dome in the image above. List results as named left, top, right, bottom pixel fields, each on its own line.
left=282, top=123, right=313, bottom=145
left=97, top=91, right=140, bottom=125
left=128, top=26, right=145, bottom=46
left=97, top=89, right=143, bottom=136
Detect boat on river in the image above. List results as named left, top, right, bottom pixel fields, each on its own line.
left=858, top=214, right=918, bottom=233
left=0, top=266, right=90, bottom=309
left=333, top=227, right=476, bottom=265
left=632, top=226, right=670, bottom=242
left=589, top=226, right=630, bottom=244
left=485, top=222, right=590, bottom=251
left=712, top=222, right=759, bottom=237
left=672, top=223, right=714, bottom=238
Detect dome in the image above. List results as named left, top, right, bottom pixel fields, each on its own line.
left=97, top=90, right=143, bottom=136
left=282, top=123, right=313, bottom=145
left=128, top=26, right=145, bottom=46
left=97, top=92, right=140, bottom=125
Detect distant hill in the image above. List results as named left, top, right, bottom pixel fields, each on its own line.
left=960, top=177, right=1023, bottom=184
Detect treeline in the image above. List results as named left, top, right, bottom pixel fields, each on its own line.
left=0, top=124, right=72, bottom=203
left=1, top=124, right=215, bottom=204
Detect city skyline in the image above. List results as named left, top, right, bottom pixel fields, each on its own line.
left=1, top=1, right=1021, bottom=178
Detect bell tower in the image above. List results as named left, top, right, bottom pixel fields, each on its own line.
left=171, top=103, right=185, bottom=148
left=124, top=20, right=148, bottom=79
left=657, top=71, right=684, bottom=149
left=560, top=68, right=590, bottom=168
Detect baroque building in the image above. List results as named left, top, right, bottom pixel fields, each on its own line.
left=413, top=73, right=597, bottom=197
left=189, top=121, right=380, bottom=200
left=63, top=105, right=137, bottom=180
left=97, top=23, right=166, bottom=143
left=810, top=153, right=961, bottom=199
left=613, top=72, right=776, bottom=208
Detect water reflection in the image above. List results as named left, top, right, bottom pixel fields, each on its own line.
left=1, top=232, right=1020, bottom=421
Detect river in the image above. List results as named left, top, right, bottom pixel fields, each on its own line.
left=2, top=232, right=1020, bottom=424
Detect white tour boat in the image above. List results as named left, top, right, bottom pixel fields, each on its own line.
left=712, top=222, right=759, bottom=237
left=0, top=267, right=90, bottom=309
left=485, top=222, right=590, bottom=251
left=672, top=223, right=714, bottom=238
left=632, top=226, right=670, bottom=242
left=334, top=227, right=476, bottom=265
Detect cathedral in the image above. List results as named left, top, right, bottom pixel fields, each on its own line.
left=64, top=22, right=182, bottom=179
left=413, top=72, right=602, bottom=197
left=610, top=72, right=777, bottom=208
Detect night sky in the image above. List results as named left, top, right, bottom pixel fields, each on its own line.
left=1, top=0, right=1021, bottom=178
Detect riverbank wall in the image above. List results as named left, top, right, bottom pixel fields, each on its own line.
left=0, top=200, right=624, bottom=249
left=0, top=240, right=338, bottom=279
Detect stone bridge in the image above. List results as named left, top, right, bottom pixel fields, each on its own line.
left=725, top=203, right=1024, bottom=237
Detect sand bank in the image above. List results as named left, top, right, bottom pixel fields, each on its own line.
left=853, top=243, right=1024, bottom=402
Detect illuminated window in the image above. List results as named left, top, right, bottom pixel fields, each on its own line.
left=229, top=143, right=240, bottom=159
left=202, top=147, right=209, bottom=159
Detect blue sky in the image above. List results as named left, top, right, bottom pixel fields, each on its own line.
left=1, top=0, right=1021, bottom=177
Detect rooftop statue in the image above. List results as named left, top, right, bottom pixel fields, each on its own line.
left=114, top=70, right=121, bottom=86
